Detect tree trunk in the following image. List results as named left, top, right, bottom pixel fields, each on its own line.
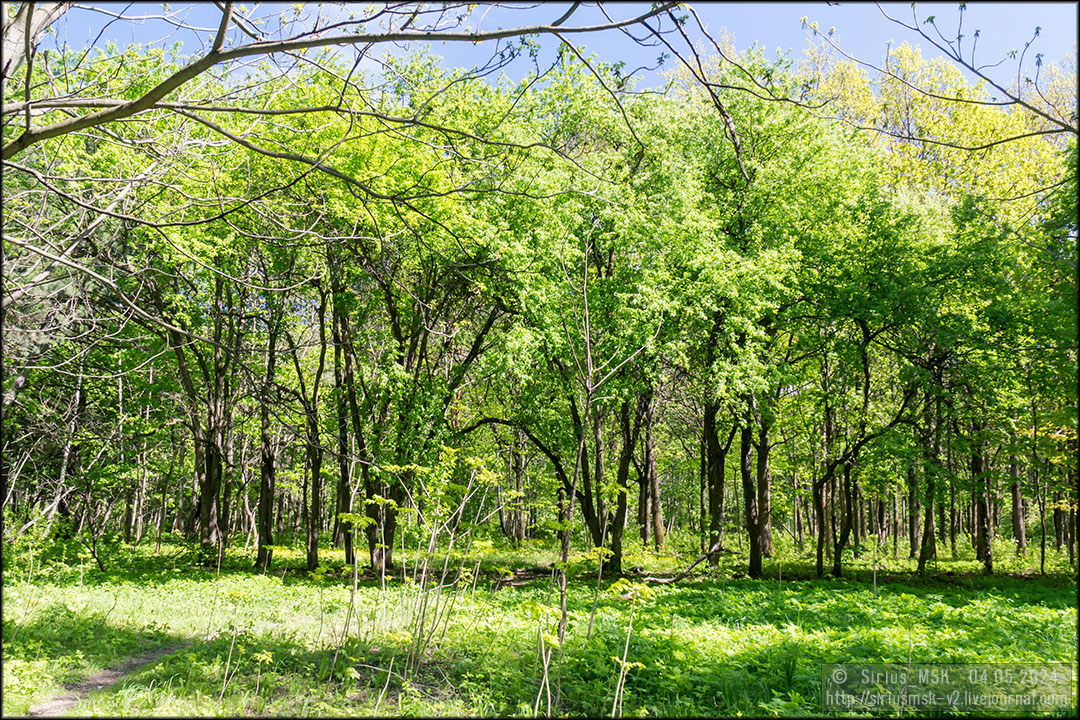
left=197, top=274, right=239, bottom=560
left=134, top=448, right=148, bottom=544
left=282, top=287, right=328, bottom=573
left=936, top=489, right=946, bottom=544
left=643, top=392, right=664, bottom=552
left=331, top=276, right=377, bottom=572
left=365, top=477, right=402, bottom=573
left=826, top=473, right=837, bottom=565
left=255, top=365, right=276, bottom=571
left=611, top=400, right=640, bottom=576
left=852, top=481, right=862, bottom=549
left=832, top=463, right=855, bottom=577
left=330, top=305, right=354, bottom=565
left=1010, top=458, right=1027, bottom=554
left=917, top=473, right=937, bottom=572
left=567, top=397, right=603, bottom=550
left=1052, top=491, right=1064, bottom=550
left=949, top=478, right=958, bottom=558
left=156, top=436, right=178, bottom=555
left=971, top=420, right=992, bottom=574
left=220, top=428, right=239, bottom=549
left=918, top=398, right=938, bottom=573
left=740, top=409, right=761, bottom=578
left=907, top=465, right=919, bottom=559
left=120, top=368, right=132, bottom=544
left=305, top=427, right=322, bottom=571
left=593, top=411, right=606, bottom=547
left=891, top=491, right=899, bottom=557
left=1068, top=505, right=1076, bottom=567
left=700, top=311, right=727, bottom=562
left=813, top=477, right=827, bottom=577
left=756, top=415, right=773, bottom=558
left=795, top=472, right=804, bottom=548
left=500, top=434, right=528, bottom=548
left=637, top=473, right=650, bottom=545
left=200, top=427, right=224, bottom=554
left=699, top=429, right=707, bottom=554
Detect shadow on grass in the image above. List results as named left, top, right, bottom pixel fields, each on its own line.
left=3, top=601, right=186, bottom=685
left=5, top=598, right=412, bottom=715
left=87, top=627, right=425, bottom=715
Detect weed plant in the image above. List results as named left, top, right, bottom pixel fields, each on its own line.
left=3, top=531, right=1075, bottom=717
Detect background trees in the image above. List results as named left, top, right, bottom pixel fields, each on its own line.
left=2, top=3, right=1075, bottom=585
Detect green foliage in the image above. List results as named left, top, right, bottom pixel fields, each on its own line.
left=3, top=18, right=1075, bottom=719
left=3, top=539, right=1075, bottom=716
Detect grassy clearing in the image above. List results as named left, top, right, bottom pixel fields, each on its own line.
left=2, top=534, right=1075, bottom=717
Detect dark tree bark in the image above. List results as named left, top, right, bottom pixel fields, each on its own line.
left=1068, top=505, right=1076, bottom=567
left=907, top=464, right=920, bottom=559
left=1010, top=457, right=1027, bottom=554
left=832, top=463, right=855, bottom=577
left=155, top=435, right=179, bottom=555
left=637, top=463, right=651, bottom=547
left=593, top=411, right=606, bottom=543
left=740, top=398, right=761, bottom=578
left=254, top=305, right=278, bottom=569
left=330, top=276, right=379, bottom=572
left=971, top=420, right=992, bottom=574
left=330, top=293, right=355, bottom=566
left=917, top=395, right=939, bottom=573
left=1052, top=490, right=1064, bottom=550
left=569, top=397, right=604, bottom=549
left=876, top=494, right=887, bottom=545
left=949, top=477, right=959, bottom=558
left=795, top=472, right=805, bottom=547
left=305, top=434, right=323, bottom=572
left=936, top=486, right=946, bottom=545
left=703, top=401, right=736, bottom=565
left=643, top=390, right=665, bottom=552
left=892, top=491, right=899, bottom=557
left=811, top=378, right=918, bottom=576
left=611, top=399, right=643, bottom=576
left=220, top=427, right=241, bottom=549
left=756, top=411, right=773, bottom=558
left=852, top=482, right=863, bottom=549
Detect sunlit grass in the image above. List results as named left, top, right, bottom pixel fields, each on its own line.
left=3, top=532, right=1075, bottom=716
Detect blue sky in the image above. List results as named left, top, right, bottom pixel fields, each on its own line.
left=48, top=2, right=1077, bottom=91
left=421, top=2, right=1078, bottom=89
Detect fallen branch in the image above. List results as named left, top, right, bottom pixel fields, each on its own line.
left=641, top=542, right=740, bottom=585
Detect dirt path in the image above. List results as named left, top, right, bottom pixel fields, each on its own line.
left=27, top=642, right=190, bottom=717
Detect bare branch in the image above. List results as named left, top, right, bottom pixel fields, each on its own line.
left=2, top=2, right=679, bottom=159
left=868, top=3, right=1076, bottom=135
left=212, top=1, right=234, bottom=53
left=3, top=233, right=227, bottom=350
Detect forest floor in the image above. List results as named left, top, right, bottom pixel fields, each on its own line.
left=3, top=534, right=1076, bottom=717
left=26, top=642, right=191, bottom=716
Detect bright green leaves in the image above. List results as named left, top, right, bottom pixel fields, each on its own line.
left=336, top=512, right=375, bottom=532
left=606, top=577, right=657, bottom=603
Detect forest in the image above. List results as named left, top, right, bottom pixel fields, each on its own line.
left=2, top=2, right=1077, bottom=717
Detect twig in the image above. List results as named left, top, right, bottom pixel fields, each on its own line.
left=373, top=655, right=395, bottom=716
left=219, top=624, right=238, bottom=702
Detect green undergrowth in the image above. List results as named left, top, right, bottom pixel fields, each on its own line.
left=3, top=536, right=1076, bottom=717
